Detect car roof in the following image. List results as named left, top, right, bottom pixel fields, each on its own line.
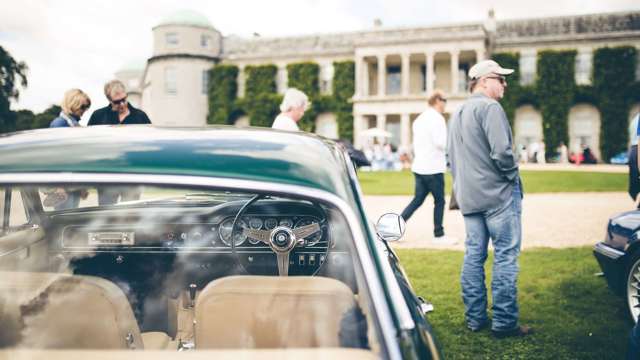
left=0, top=126, right=356, bottom=200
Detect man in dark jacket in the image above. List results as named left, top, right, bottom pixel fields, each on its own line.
left=88, top=79, right=151, bottom=126
left=88, top=80, right=151, bottom=205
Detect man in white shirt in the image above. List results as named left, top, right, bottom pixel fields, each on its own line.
left=272, top=88, right=310, bottom=131
left=401, top=90, right=455, bottom=244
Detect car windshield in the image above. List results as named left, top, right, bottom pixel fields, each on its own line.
left=0, top=182, right=380, bottom=356
left=38, top=186, right=257, bottom=211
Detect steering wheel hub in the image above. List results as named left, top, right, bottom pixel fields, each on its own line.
left=269, top=227, right=296, bottom=253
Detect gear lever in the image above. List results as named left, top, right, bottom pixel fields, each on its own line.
left=189, top=283, right=197, bottom=307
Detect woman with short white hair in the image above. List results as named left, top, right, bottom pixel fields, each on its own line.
left=272, top=88, right=310, bottom=131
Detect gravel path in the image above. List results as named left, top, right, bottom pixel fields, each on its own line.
left=363, top=192, right=632, bottom=250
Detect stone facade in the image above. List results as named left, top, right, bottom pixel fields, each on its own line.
left=118, top=10, right=640, bottom=156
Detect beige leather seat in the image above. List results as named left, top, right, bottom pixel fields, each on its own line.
left=0, top=271, right=172, bottom=350
left=195, top=275, right=359, bottom=349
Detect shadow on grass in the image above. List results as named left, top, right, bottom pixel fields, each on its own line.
left=396, top=247, right=634, bottom=360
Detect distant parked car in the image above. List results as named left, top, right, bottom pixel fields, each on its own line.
left=594, top=209, right=640, bottom=321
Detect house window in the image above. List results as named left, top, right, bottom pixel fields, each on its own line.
left=165, top=33, right=179, bottom=46
left=519, top=51, right=536, bottom=86
left=202, top=70, right=210, bottom=95
left=201, top=35, right=210, bottom=48
left=386, top=66, right=401, bottom=95
left=165, top=67, right=177, bottom=95
left=458, top=63, right=470, bottom=92
left=320, top=64, right=334, bottom=95
left=575, top=51, right=593, bottom=85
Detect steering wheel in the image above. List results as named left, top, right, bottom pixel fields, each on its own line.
left=230, top=195, right=327, bottom=276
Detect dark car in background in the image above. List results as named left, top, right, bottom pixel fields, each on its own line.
left=594, top=209, right=640, bottom=321
left=0, top=126, right=441, bottom=359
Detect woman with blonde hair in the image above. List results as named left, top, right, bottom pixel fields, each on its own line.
left=44, top=89, right=91, bottom=210
left=49, top=88, right=91, bottom=127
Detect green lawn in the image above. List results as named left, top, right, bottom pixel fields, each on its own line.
left=397, top=247, right=632, bottom=359
left=358, top=170, right=627, bottom=195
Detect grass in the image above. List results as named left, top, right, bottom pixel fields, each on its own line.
left=358, top=170, right=627, bottom=195
left=396, top=247, right=632, bottom=359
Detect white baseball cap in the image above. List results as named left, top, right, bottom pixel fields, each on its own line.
left=468, top=60, right=514, bottom=79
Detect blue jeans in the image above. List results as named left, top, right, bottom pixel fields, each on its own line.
left=461, top=182, right=522, bottom=331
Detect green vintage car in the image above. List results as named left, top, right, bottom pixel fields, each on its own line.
left=0, top=126, right=441, bottom=359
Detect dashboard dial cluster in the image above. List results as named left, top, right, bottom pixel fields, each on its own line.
left=217, top=215, right=323, bottom=247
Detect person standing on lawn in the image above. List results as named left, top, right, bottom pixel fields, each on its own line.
left=447, top=60, right=532, bottom=338
left=400, top=90, right=456, bottom=245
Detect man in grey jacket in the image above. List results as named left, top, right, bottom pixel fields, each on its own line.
left=447, top=60, right=532, bottom=338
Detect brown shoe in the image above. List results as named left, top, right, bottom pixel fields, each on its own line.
left=491, top=325, right=534, bottom=339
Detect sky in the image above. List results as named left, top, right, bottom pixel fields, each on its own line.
left=1, top=0, right=639, bottom=117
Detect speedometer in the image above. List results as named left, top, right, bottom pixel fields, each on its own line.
left=218, top=218, right=247, bottom=246
left=279, top=218, right=293, bottom=228
left=294, top=217, right=322, bottom=246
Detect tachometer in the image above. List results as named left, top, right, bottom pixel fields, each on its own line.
left=279, top=218, right=293, bottom=228
left=264, top=218, right=278, bottom=230
left=218, top=218, right=247, bottom=246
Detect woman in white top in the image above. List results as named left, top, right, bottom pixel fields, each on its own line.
left=272, top=88, right=310, bottom=131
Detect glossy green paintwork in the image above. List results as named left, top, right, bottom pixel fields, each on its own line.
left=0, top=126, right=355, bottom=202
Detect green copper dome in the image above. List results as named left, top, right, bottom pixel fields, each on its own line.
left=157, top=10, right=213, bottom=28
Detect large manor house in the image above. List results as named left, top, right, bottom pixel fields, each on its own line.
left=117, top=10, right=640, bottom=159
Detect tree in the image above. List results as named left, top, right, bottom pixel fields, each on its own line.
left=0, top=46, right=28, bottom=133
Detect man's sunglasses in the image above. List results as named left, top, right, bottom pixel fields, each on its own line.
left=485, top=76, right=507, bottom=85
left=110, top=97, right=127, bottom=105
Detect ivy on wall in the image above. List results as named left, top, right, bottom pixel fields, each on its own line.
left=287, top=62, right=320, bottom=131
left=243, top=65, right=281, bottom=127
left=207, top=65, right=238, bottom=125
left=491, top=52, right=521, bottom=127
left=536, top=50, right=576, bottom=155
left=332, top=61, right=355, bottom=140
left=206, top=60, right=355, bottom=140
left=593, top=46, right=637, bottom=160
left=493, top=47, right=640, bottom=161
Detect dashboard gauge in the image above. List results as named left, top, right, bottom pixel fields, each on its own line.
left=294, top=217, right=322, bottom=246
left=264, top=218, right=278, bottom=230
left=279, top=218, right=294, bottom=228
left=218, top=218, right=247, bottom=247
left=248, top=217, right=263, bottom=230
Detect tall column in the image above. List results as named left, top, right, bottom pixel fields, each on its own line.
left=354, top=114, right=365, bottom=149
left=237, top=65, right=245, bottom=98
left=362, top=58, right=370, bottom=97
left=401, top=53, right=410, bottom=96
left=425, top=52, right=435, bottom=95
left=450, top=50, right=459, bottom=94
left=376, top=113, right=386, bottom=131
left=277, top=63, right=288, bottom=94
left=354, top=55, right=363, bottom=97
left=377, top=55, right=386, bottom=97
left=401, top=113, right=411, bottom=150
left=475, top=48, right=485, bottom=62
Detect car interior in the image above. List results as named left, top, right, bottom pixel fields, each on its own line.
left=0, top=183, right=381, bottom=357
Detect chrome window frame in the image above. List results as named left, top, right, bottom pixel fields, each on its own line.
left=0, top=172, right=414, bottom=359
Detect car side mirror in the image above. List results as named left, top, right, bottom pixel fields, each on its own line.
left=375, top=213, right=406, bottom=242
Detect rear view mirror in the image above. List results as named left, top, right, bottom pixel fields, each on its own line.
left=375, top=213, right=406, bottom=242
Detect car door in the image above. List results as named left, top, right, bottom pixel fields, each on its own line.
left=384, top=243, right=443, bottom=360
left=0, top=186, right=47, bottom=271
